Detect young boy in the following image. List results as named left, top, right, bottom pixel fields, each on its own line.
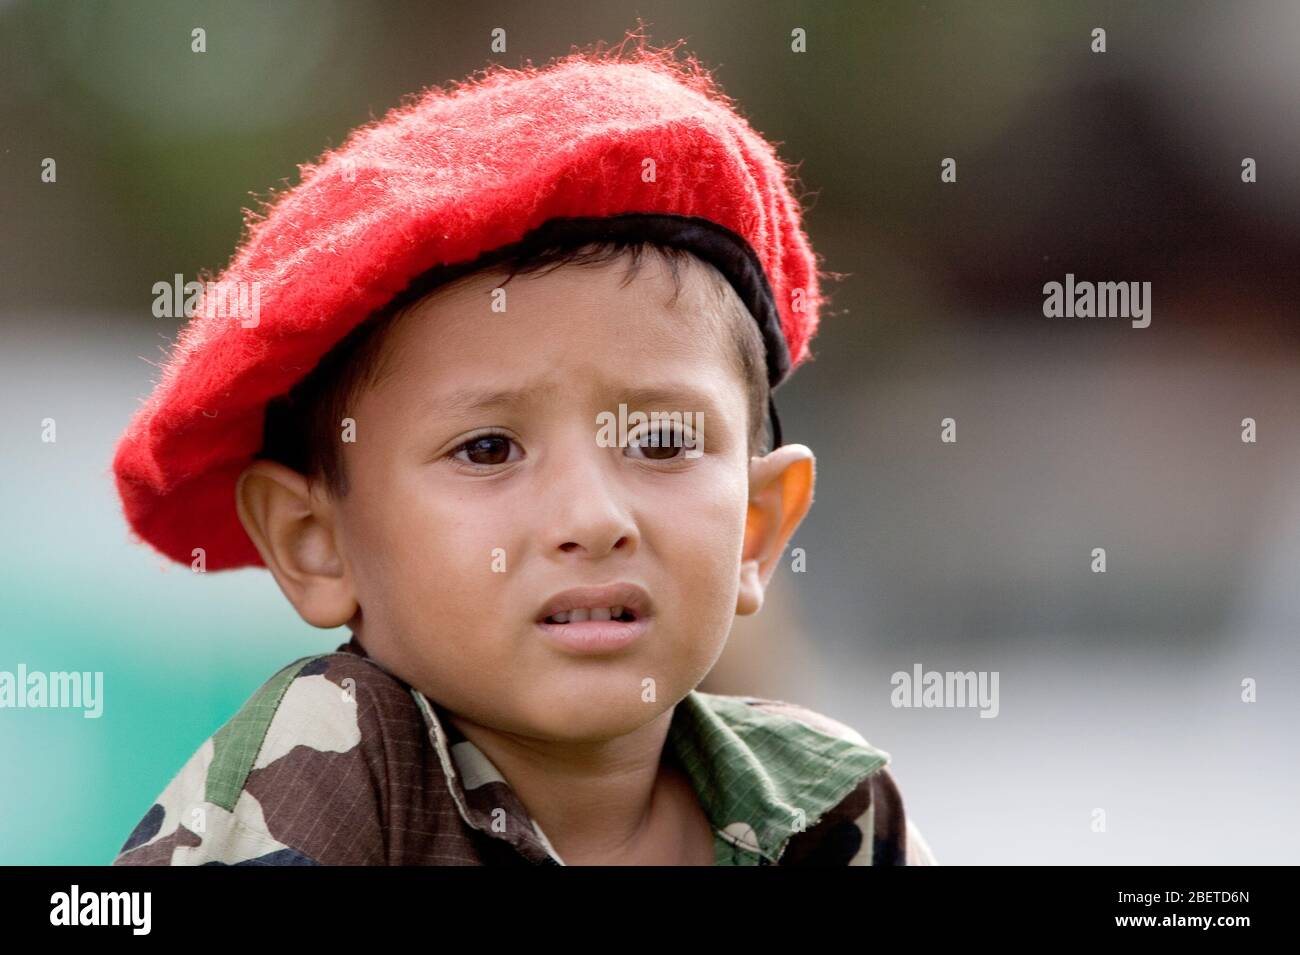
left=110, top=41, right=935, bottom=866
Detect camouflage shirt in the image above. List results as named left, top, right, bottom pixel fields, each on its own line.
left=111, top=637, right=936, bottom=866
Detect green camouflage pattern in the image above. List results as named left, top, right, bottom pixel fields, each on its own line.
left=112, top=638, right=936, bottom=866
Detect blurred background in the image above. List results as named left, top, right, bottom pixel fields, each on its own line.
left=2, top=0, right=1297, bottom=864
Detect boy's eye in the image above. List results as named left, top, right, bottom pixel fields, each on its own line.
left=626, top=423, right=692, bottom=461
left=452, top=433, right=521, bottom=467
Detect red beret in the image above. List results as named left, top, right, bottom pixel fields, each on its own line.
left=112, top=43, right=826, bottom=570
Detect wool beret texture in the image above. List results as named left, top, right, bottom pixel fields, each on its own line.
left=113, top=41, right=828, bottom=570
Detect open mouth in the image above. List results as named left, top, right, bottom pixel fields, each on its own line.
left=534, top=585, right=652, bottom=653
left=543, top=607, right=639, bottom=625
left=533, top=583, right=653, bottom=651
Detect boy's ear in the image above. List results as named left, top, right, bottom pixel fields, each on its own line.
left=736, top=443, right=815, bottom=616
left=234, top=460, right=358, bottom=628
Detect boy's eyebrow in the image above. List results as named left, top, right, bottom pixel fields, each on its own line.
left=431, top=381, right=566, bottom=416
left=426, top=381, right=726, bottom=418
left=618, top=385, right=725, bottom=415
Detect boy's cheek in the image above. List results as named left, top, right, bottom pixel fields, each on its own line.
left=662, top=490, right=747, bottom=561
left=368, top=490, right=500, bottom=561
left=664, top=518, right=746, bottom=618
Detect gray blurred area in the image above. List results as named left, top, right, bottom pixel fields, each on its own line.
left=2, top=0, right=1297, bottom=863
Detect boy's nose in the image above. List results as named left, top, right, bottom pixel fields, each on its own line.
left=538, top=446, right=639, bottom=560
left=557, top=532, right=633, bottom=557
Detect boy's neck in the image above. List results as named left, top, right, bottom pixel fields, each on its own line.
left=444, top=704, right=715, bottom=865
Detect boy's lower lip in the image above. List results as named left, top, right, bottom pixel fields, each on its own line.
left=533, top=617, right=650, bottom=654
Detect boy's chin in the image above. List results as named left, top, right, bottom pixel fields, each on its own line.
left=511, top=686, right=676, bottom=743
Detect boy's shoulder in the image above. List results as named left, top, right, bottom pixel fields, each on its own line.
left=111, top=657, right=938, bottom=866
left=683, top=691, right=938, bottom=866
left=723, top=693, right=877, bottom=744
left=111, top=648, right=434, bottom=866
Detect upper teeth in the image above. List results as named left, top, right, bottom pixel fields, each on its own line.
left=548, top=606, right=624, bottom=623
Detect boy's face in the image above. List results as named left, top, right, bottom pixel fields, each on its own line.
left=238, top=251, right=815, bottom=743
left=338, top=252, right=751, bottom=741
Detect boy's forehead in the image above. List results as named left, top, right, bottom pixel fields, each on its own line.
left=373, top=251, right=739, bottom=391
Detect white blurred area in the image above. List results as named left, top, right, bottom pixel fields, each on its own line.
left=714, top=316, right=1300, bottom=865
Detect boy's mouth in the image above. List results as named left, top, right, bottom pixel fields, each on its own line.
left=533, top=584, right=653, bottom=654
left=535, top=582, right=652, bottom=624
left=543, top=606, right=638, bottom=625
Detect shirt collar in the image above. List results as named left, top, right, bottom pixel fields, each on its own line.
left=667, top=690, right=889, bottom=862
left=408, top=684, right=890, bottom=865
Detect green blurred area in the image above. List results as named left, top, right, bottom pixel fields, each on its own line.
left=0, top=567, right=331, bottom=864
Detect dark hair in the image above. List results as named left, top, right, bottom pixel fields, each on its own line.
left=257, top=238, right=771, bottom=496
